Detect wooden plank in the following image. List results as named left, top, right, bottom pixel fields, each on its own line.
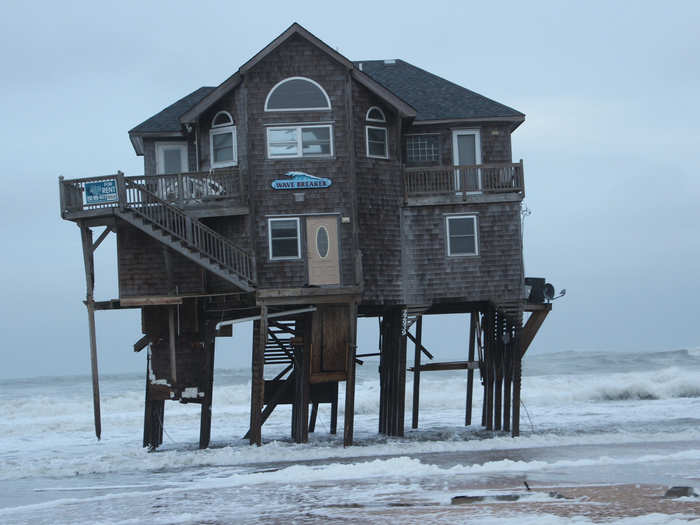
left=308, top=402, right=319, bottom=433
left=199, top=321, right=215, bottom=449
left=411, top=315, right=422, bottom=429
left=168, top=306, right=177, bottom=385
left=521, top=308, right=551, bottom=357
left=466, top=313, right=476, bottom=426
left=80, top=223, right=101, bottom=440
left=406, top=331, right=434, bottom=360
left=249, top=308, right=266, bottom=446
left=91, top=226, right=112, bottom=253
left=120, top=296, right=183, bottom=307
left=133, top=334, right=150, bottom=353
left=408, top=361, right=479, bottom=372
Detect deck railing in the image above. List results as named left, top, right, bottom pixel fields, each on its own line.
left=403, top=160, right=524, bottom=200
left=59, top=167, right=245, bottom=215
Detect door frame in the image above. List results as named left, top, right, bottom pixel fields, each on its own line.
left=155, top=142, right=189, bottom=175
left=305, top=214, right=341, bottom=286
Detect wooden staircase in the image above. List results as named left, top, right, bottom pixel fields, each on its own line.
left=264, top=317, right=303, bottom=365
left=116, top=179, right=256, bottom=292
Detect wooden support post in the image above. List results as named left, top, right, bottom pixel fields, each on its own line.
left=378, top=308, right=407, bottom=437
left=466, top=312, right=476, bottom=426
left=503, top=350, right=512, bottom=433
left=512, top=333, right=522, bottom=437
left=199, top=320, right=215, bottom=449
left=494, top=367, right=503, bottom=431
left=80, top=223, right=101, bottom=440
left=168, top=306, right=177, bottom=385
left=485, top=308, right=494, bottom=431
left=143, top=351, right=164, bottom=450
left=343, top=302, right=358, bottom=446
left=291, top=342, right=310, bottom=443
left=249, top=306, right=266, bottom=446
left=330, top=382, right=338, bottom=434
left=309, top=402, right=318, bottom=433
left=411, top=315, right=423, bottom=429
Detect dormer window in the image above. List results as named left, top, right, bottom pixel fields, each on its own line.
left=265, top=77, right=331, bottom=111
left=365, top=106, right=388, bottom=159
left=209, top=111, right=237, bottom=168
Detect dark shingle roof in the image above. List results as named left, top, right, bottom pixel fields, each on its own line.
left=130, top=87, right=215, bottom=134
left=356, top=60, right=523, bottom=121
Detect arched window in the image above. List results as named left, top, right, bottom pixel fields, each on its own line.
left=365, top=106, right=388, bottom=159
left=209, top=111, right=237, bottom=168
left=366, top=106, right=386, bottom=122
left=265, top=77, right=331, bottom=111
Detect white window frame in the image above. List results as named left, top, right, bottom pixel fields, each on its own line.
left=366, top=125, right=389, bottom=159
left=209, top=111, right=237, bottom=168
left=366, top=106, right=386, bottom=122
left=155, top=142, right=188, bottom=175
left=452, top=129, right=482, bottom=193
left=264, top=76, right=331, bottom=112
left=266, top=124, right=334, bottom=159
left=268, top=217, right=301, bottom=261
left=446, top=215, right=479, bottom=257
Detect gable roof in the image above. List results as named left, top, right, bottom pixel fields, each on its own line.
left=128, top=86, right=215, bottom=154
left=179, top=23, right=415, bottom=125
left=356, top=60, right=524, bottom=124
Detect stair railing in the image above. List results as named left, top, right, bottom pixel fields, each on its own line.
left=121, top=176, right=256, bottom=287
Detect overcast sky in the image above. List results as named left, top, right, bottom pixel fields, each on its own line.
left=1, top=1, right=698, bottom=379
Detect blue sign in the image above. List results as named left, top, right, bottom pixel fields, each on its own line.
left=271, top=171, right=332, bottom=190
left=85, top=180, right=118, bottom=204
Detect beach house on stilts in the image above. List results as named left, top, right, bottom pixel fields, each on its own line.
left=58, top=23, right=553, bottom=449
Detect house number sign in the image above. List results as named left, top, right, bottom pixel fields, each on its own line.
left=271, top=171, right=332, bottom=190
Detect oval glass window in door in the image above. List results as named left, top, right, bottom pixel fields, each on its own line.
left=316, top=226, right=329, bottom=258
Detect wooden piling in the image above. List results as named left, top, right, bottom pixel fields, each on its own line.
left=168, top=306, right=177, bottom=385
left=249, top=306, right=267, bottom=446
left=343, top=302, right=358, bottom=446
left=308, top=402, right=318, bottom=433
left=330, top=382, right=338, bottom=434
left=199, top=320, right=215, bottom=449
left=79, top=223, right=101, bottom=440
left=378, top=307, right=406, bottom=437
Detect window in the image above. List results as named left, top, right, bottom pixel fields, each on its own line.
left=365, top=106, right=388, bottom=159
left=155, top=142, right=188, bottom=174
left=366, top=126, right=388, bottom=158
left=267, top=125, right=333, bottom=158
left=366, top=106, right=386, bottom=122
left=209, top=111, right=237, bottom=168
left=406, top=134, right=440, bottom=163
left=265, top=77, right=331, bottom=111
left=446, top=215, right=478, bottom=256
left=268, top=218, right=301, bottom=260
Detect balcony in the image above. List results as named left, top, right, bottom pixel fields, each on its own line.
left=403, top=161, right=524, bottom=206
left=59, top=167, right=248, bottom=221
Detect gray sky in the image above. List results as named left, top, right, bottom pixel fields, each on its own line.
left=1, top=1, right=699, bottom=379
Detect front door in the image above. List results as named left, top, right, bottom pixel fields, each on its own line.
left=452, top=130, right=481, bottom=192
left=306, top=216, right=340, bottom=286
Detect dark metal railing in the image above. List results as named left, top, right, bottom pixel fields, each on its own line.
left=403, top=160, right=524, bottom=200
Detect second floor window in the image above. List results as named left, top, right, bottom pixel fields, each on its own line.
left=267, top=125, right=333, bottom=158
left=209, top=111, right=237, bottom=168
left=365, top=106, right=388, bottom=159
left=406, top=134, right=440, bottom=163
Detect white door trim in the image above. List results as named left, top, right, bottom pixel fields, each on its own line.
left=452, top=129, right=482, bottom=193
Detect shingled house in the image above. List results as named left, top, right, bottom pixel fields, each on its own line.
left=59, top=23, right=549, bottom=449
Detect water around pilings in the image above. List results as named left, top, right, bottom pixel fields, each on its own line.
left=1, top=349, right=699, bottom=523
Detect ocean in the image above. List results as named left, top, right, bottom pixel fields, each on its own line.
left=1, top=348, right=699, bottom=523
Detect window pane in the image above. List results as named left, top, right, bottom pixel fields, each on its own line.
left=267, top=78, right=329, bottom=110
left=450, top=235, right=476, bottom=255
left=271, top=219, right=298, bottom=239
left=457, top=134, right=476, bottom=165
left=449, top=217, right=475, bottom=236
left=302, top=127, right=331, bottom=156
left=269, top=128, right=297, bottom=143
left=272, top=238, right=299, bottom=258
left=213, top=112, right=232, bottom=126
left=367, top=108, right=385, bottom=121
left=213, top=132, right=233, bottom=163
left=367, top=128, right=386, bottom=143
left=163, top=148, right=182, bottom=174
left=269, top=143, right=298, bottom=157
left=316, top=227, right=329, bottom=258
left=270, top=219, right=299, bottom=258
